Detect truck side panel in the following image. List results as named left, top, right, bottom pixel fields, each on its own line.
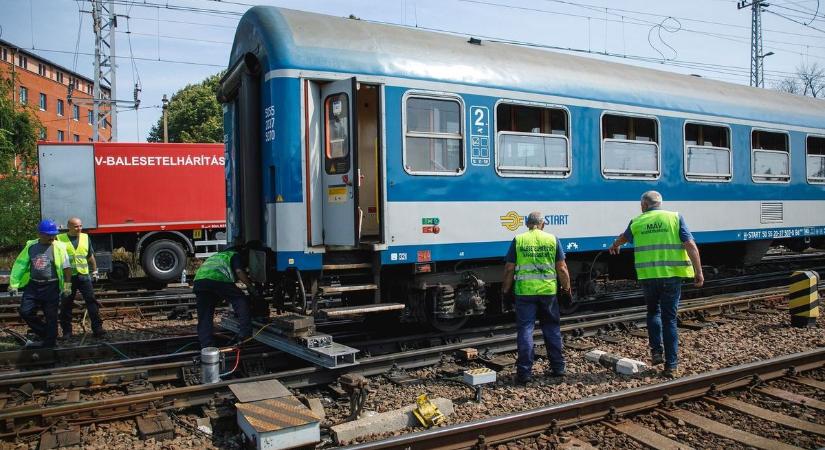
left=38, top=143, right=97, bottom=227
left=93, top=143, right=226, bottom=231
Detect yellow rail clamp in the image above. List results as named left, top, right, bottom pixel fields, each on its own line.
left=789, top=270, right=820, bottom=328
left=412, top=394, right=445, bottom=428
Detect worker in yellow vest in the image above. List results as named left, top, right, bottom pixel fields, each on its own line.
left=8, top=219, right=73, bottom=348
left=57, top=217, right=105, bottom=339
left=609, top=191, right=703, bottom=378
left=502, top=212, right=571, bottom=384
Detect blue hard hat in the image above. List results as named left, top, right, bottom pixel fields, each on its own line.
left=38, top=219, right=59, bottom=236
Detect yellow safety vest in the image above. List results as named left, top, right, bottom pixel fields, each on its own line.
left=630, top=210, right=694, bottom=280
left=9, top=239, right=70, bottom=291
left=514, top=229, right=558, bottom=296
left=57, top=233, right=90, bottom=275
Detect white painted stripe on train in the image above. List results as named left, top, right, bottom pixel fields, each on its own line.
left=264, top=69, right=825, bottom=135
left=272, top=200, right=825, bottom=252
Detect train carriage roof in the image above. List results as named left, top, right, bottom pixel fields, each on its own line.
left=231, top=6, right=824, bottom=130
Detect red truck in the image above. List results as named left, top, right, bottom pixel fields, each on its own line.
left=38, top=142, right=226, bottom=284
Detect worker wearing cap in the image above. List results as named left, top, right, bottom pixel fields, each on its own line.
left=58, top=217, right=105, bottom=339
left=8, top=219, right=73, bottom=348
left=194, top=246, right=256, bottom=349
left=502, top=211, right=571, bottom=384
left=609, top=191, right=704, bottom=378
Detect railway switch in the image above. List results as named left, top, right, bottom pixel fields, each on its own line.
left=789, top=270, right=820, bottom=328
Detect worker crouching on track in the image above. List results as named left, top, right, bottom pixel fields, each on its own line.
left=194, top=245, right=257, bottom=349
left=8, top=219, right=73, bottom=348
left=502, top=211, right=572, bottom=384
left=58, top=217, right=105, bottom=339
left=609, top=191, right=704, bottom=378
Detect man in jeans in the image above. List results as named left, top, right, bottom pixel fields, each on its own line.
left=58, top=217, right=105, bottom=339
left=8, top=219, right=73, bottom=348
left=609, top=191, right=704, bottom=377
left=502, top=212, right=571, bottom=384
left=194, top=245, right=257, bottom=349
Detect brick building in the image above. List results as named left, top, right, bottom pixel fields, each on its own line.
left=0, top=38, right=111, bottom=147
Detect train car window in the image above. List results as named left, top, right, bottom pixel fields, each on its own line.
left=601, top=114, right=659, bottom=179
left=807, top=135, right=825, bottom=183
left=751, top=130, right=790, bottom=182
left=684, top=123, right=731, bottom=181
left=495, top=103, right=570, bottom=178
left=324, top=93, right=351, bottom=174
left=404, top=96, right=463, bottom=175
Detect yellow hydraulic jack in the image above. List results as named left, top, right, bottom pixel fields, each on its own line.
left=412, top=394, right=445, bottom=428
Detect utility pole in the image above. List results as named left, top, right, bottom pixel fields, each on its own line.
left=162, top=94, right=169, bottom=143
left=74, top=0, right=139, bottom=141
left=738, top=0, right=770, bottom=87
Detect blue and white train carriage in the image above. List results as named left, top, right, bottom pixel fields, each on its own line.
left=219, top=6, right=825, bottom=326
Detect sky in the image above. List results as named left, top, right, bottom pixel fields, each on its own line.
left=1, top=0, right=823, bottom=142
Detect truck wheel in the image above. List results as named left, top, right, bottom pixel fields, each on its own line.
left=142, top=240, right=186, bottom=282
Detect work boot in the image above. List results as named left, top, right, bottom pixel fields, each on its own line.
left=661, top=367, right=681, bottom=378
left=515, top=374, right=532, bottom=385
left=58, top=332, right=73, bottom=341
left=549, top=368, right=566, bottom=378
left=651, top=353, right=665, bottom=365
left=93, top=329, right=107, bottom=339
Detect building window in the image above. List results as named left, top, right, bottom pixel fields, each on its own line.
left=73, top=134, right=80, bottom=142
left=88, top=110, right=93, bottom=124
left=17, top=54, right=27, bottom=69
left=684, top=122, right=732, bottom=181
left=39, top=128, right=46, bottom=140
left=601, top=113, right=660, bottom=179
left=404, top=94, right=464, bottom=175
left=19, top=86, right=28, bottom=105
left=807, top=135, right=825, bottom=184
left=495, top=102, right=570, bottom=178
left=57, top=130, right=65, bottom=142
left=72, top=104, right=79, bottom=121
left=57, top=99, right=64, bottom=116
left=39, top=93, right=47, bottom=111
left=752, top=129, right=790, bottom=182
left=1, top=48, right=6, bottom=62
left=56, top=72, right=63, bottom=83
left=37, top=63, right=46, bottom=76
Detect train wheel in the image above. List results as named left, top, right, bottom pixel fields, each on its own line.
left=142, top=239, right=186, bottom=282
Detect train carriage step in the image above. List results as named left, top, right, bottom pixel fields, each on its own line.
left=319, top=284, right=378, bottom=295
left=320, top=303, right=406, bottom=318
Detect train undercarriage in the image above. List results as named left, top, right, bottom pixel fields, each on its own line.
left=259, top=236, right=824, bottom=331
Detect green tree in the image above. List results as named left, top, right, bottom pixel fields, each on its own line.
left=0, top=73, right=39, bottom=173
left=0, top=71, right=41, bottom=250
left=148, top=72, right=224, bottom=143
left=0, top=176, right=39, bottom=249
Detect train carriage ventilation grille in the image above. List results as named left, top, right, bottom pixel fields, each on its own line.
left=760, top=202, right=784, bottom=224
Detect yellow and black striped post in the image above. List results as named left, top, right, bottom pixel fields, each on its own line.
left=789, top=270, right=819, bottom=328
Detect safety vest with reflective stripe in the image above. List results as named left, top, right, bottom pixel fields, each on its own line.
left=514, top=229, right=558, bottom=296
left=630, top=209, right=694, bottom=280
left=194, top=250, right=237, bottom=283
left=57, top=233, right=90, bottom=275
left=9, top=239, right=69, bottom=291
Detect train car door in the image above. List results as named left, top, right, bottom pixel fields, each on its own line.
left=321, top=78, right=359, bottom=246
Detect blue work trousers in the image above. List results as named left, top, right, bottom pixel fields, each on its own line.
left=19, top=281, right=60, bottom=347
left=641, top=277, right=682, bottom=370
left=59, top=275, right=103, bottom=335
left=194, top=279, right=251, bottom=349
left=515, top=294, right=565, bottom=378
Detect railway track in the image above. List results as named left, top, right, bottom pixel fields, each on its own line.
left=346, top=348, right=825, bottom=450
left=0, top=285, right=797, bottom=437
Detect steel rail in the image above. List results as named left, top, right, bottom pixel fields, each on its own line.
left=344, top=348, right=825, bottom=450
left=0, top=286, right=795, bottom=436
